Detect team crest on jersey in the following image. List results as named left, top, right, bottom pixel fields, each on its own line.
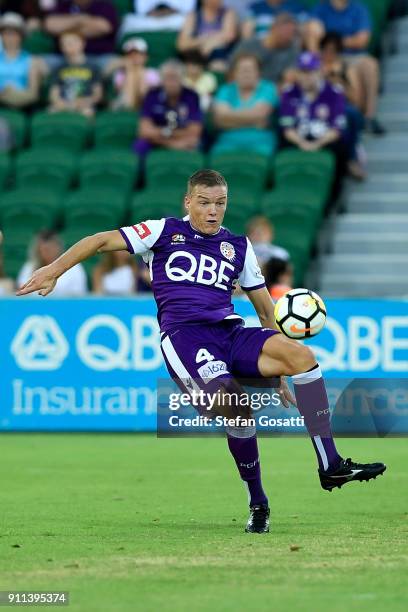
left=171, top=234, right=186, bottom=244
left=220, top=241, right=236, bottom=262
left=133, top=223, right=151, bottom=240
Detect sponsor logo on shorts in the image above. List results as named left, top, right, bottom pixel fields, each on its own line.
left=197, top=360, right=228, bottom=383
left=220, top=241, right=236, bottom=262
left=133, top=223, right=151, bottom=240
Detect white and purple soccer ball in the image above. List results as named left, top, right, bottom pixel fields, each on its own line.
left=274, top=288, right=327, bottom=340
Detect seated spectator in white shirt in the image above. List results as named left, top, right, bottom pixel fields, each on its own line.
left=121, top=0, right=196, bottom=35
left=17, top=230, right=88, bottom=296
left=104, top=36, right=160, bottom=110
left=92, top=250, right=138, bottom=295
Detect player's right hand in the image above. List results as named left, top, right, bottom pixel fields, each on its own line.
left=16, top=266, right=58, bottom=297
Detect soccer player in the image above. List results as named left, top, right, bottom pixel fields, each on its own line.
left=16, top=170, right=386, bottom=533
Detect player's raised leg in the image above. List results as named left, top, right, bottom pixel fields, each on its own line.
left=258, top=333, right=386, bottom=490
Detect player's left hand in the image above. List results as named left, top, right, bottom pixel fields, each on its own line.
left=276, top=377, right=297, bottom=408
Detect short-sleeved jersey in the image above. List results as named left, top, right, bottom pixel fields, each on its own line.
left=119, top=216, right=265, bottom=332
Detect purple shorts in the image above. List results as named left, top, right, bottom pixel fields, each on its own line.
left=160, top=319, right=279, bottom=399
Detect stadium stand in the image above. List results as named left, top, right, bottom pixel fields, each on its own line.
left=31, top=112, right=91, bottom=152
left=314, top=11, right=408, bottom=297
left=0, top=0, right=402, bottom=292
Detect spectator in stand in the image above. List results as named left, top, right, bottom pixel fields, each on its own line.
left=212, top=53, right=278, bottom=156
left=44, top=0, right=118, bottom=70
left=320, top=32, right=366, bottom=180
left=135, top=59, right=203, bottom=156
left=224, top=0, right=251, bottom=20
left=48, top=30, right=103, bottom=117
left=182, top=51, right=217, bottom=111
left=17, top=230, right=87, bottom=296
left=121, top=0, right=195, bottom=35
left=280, top=52, right=346, bottom=152
left=92, top=251, right=138, bottom=295
left=246, top=216, right=290, bottom=267
left=230, top=13, right=300, bottom=85
left=104, top=37, right=160, bottom=110
left=242, top=0, right=323, bottom=52
left=280, top=52, right=347, bottom=190
left=0, top=0, right=45, bottom=32
left=264, top=256, right=293, bottom=301
left=177, top=0, right=238, bottom=72
left=312, top=0, right=385, bottom=135
left=0, top=12, right=46, bottom=109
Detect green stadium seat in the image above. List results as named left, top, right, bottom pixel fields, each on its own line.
left=119, top=31, right=177, bottom=68
left=79, top=149, right=137, bottom=194
left=130, top=187, right=185, bottom=221
left=0, top=189, right=60, bottom=240
left=273, top=149, right=334, bottom=203
left=15, top=148, right=77, bottom=193
left=63, top=188, right=127, bottom=231
left=0, top=153, right=11, bottom=191
left=261, top=187, right=326, bottom=285
left=262, top=187, right=325, bottom=226
left=23, top=30, right=55, bottom=54
left=94, top=111, right=138, bottom=150
left=145, top=150, right=205, bottom=190
left=31, top=112, right=91, bottom=152
left=0, top=109, right=27, bottom=149
left=112, top=0, right=133, bottom=17
left=2, top=239, right=28, bottom=279
left=209, top=152, right=269, bottom=198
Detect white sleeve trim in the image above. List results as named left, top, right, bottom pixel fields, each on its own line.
left=120, top=219, right=165, bottom=255
left=238, top=238, right=266, bottom=290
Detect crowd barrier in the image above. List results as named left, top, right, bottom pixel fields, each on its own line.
left=0, top=297, right=407, bottom=431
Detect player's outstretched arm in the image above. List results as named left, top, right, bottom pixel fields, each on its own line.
left=16, top=230, right=127, bottom=297
left=247, top=287, right=278, bottom=331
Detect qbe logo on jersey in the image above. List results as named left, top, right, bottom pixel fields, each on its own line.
left=165, top=251, right=235, bottom=290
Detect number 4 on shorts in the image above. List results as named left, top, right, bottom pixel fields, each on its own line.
left=195, top=348, right=215, bottom=363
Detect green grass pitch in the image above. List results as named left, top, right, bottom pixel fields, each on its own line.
left=1, top=434, right=407, bottom=611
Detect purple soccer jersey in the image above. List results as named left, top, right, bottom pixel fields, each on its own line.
left=119, top=216, right=265, bottom=332
left=120, top=216, right=279, bottom=395
left=279, top=80, right=346, bottom=140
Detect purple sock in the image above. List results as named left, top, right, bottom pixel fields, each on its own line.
left=227, top=431, right=268, bottom=507
left=292, top=365, right=342, bottom=472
